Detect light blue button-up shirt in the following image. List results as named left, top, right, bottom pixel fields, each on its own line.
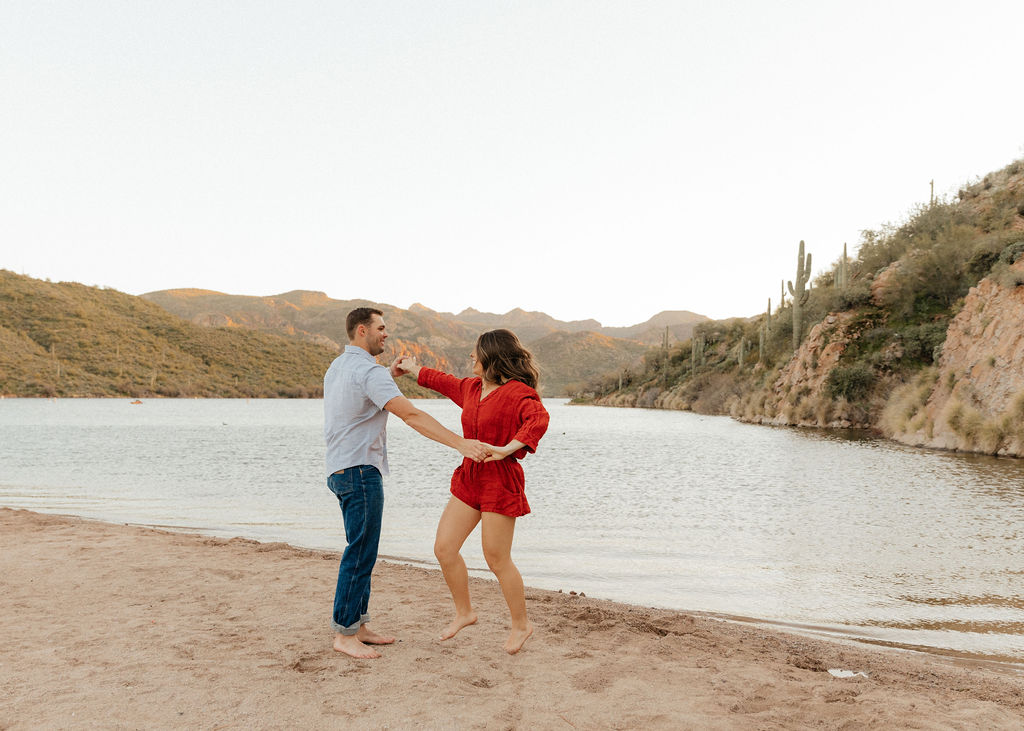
left=323, top=345, right=404, bottom=477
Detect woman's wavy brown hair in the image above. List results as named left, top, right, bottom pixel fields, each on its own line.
left=475, top=329, right=540, bottom=390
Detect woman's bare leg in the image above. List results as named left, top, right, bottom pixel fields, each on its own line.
left=481, top=512, right=533, bottom=654
left=434, top=496, right=481, bottom=640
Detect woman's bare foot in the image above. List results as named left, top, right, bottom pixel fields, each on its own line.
left=504, top=622, right=534, bottom=654
left=440, top=611, right=478, bottom=641
left=333, top=633, right=381, bottom=659
left=356, top=625, right=396, bottom=645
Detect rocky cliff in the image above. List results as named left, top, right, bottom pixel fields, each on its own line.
left=734, top=311, right=876, bottom=429
left=882, top=257, right=1024, bottom=456
left=730, top=258, right=1024, bottom=457
left=577, top=156, right=1024, bottom=458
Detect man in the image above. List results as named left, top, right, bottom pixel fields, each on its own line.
left=323, top=307, right=490, bottom=659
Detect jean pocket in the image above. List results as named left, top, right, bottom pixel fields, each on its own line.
left=328, top=471, right=355, bottom=498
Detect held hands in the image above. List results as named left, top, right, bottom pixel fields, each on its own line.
left=390, top=354, right=518, bottom=465
left=458, top=440, right=516, bottom=463
left=390, top=355, right=420, bottom=378
left=459, top=438, right=491, bottom=463
left=481, top=443, right=516, bottom=463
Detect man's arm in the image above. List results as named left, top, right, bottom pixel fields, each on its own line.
left=384, top=396, right=490, bottom=462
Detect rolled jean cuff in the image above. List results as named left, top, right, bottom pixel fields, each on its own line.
left=332, top=613, right=370, bottom=636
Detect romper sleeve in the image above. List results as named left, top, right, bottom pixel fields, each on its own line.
left=418, top=367, right=470, bottom=408
left=511, top=394, right=549, bottom=457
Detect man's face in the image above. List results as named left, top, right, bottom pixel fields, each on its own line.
left=363, top=314, right=388, bottom=356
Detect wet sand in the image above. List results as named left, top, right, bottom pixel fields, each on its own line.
left=2, top=507, right=1023, bottom=729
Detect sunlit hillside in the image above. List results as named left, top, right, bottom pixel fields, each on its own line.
left=0, top=272, right=432, bottom=398
left=575, top=156, right=1024, bottom=444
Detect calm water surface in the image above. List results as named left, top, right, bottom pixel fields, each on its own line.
left=2, top=398, right=1023, bottom=663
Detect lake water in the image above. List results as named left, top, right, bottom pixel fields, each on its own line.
left=2, top=397, right=1023, bottom=665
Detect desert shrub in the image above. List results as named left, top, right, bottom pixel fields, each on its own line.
left=978, top=420, right=1009, bottom=455
left=898, top=321, right=948, bottom=364
left=998, top=240, right=1024, bottom=266
left=826, top=364, right=876, bottom=401
left=879, top=367, right=937, bottom=437
left=832, top=284, right=873, bottom=311
left=967, top=248, right=1001, bottom=279
left=881, top=224, right=976, bottom=321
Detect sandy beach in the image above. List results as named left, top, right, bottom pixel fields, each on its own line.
left=2, top=507, right=1022, bottom=729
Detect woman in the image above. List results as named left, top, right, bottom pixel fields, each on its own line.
left=397, top=329, right=549, bottom=654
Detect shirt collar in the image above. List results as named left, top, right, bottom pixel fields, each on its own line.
left=344, top=344, right=376, bottom=362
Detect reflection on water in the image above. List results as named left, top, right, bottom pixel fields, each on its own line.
left=2, top=397, right=1023, bottom=663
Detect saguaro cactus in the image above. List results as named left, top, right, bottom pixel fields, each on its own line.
left=787, top=240, right=812, bottom=350
left=759, top=298, right=771, bottom=362
left=835, top=242, right=848, bottom=290
left=691, top=333, right=705, bottom=369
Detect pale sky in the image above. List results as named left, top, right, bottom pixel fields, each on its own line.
left=2, top=1, right=1022, bottom=327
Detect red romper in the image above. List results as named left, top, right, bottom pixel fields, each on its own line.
left=418, top=368, right=550, bottom=517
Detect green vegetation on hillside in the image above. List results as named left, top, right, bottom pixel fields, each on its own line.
left=0, top=272, right=340, bottom=398
left=1, top=272, right=651, bottom=399
left=574, top=157, right=1024, bottom=420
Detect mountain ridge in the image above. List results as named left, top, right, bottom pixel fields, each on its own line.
left=0, top=272, right=708, bottom=398
left=140, top=289, right=705, bottom=396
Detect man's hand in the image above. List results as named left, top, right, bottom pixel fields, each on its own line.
left=389, top=356, right=409, bottom=378
left=395, top=356, right=421, bottom=378
left=482, top=440, right=526, bottom=463
left=458, top=438, right=491, bottom=463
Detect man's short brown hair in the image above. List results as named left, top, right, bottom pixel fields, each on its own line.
left=346, top=307, right=383, bottom=339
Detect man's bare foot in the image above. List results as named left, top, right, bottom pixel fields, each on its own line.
left=333, top=633, right=381, bottom=659
left=440, top=611, right=478, bottom=641
left=504, top=623, right=534, bottom=654
left=356, top=625, right=396, bottom=645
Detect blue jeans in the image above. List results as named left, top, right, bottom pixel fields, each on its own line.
left=327, top=466, right=384, bottom=635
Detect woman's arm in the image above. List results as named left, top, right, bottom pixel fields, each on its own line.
left=397, top=356, right=468, bottom=407
left=482, top=440, right=527, bottom=462
left=510, top=397, right=549, bottom=455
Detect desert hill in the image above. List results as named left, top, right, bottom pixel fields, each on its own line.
left=141, top=290, right=704, bottom=396
left=598, top=310, right=707, bottom=344
left=1, top=273, right=710, bottom=400
left=0, top=271, right=344, bottom=398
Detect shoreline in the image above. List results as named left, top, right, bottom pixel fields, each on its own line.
left=4, top=507, right=1024, bottom=728
left=16, top=505, right=1024, bottom=672
left=569, top=400, right=1024, bottom=461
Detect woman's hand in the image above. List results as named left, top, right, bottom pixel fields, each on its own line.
left=391, top=355, right=421, bottom=378
left=482, top=440, right=525, bottom=462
